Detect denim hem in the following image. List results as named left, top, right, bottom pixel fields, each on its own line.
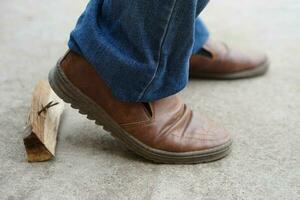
left=136, top=0, right=178, bottom=102
left=68, top=0, right=210, bottom=102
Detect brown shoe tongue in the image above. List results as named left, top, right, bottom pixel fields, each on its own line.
left=150, top=95, right=184, bottom=119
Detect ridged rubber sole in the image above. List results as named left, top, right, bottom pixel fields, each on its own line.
left=190, top=60, right=269, bottom=80
left=48, top=65, right=232, bottom=164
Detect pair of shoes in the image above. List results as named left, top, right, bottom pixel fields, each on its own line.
left=48, top=39, right=269, bottom=164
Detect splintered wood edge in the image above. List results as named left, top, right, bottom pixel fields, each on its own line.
left=23, top=126, right=53, bottom=162
left=23, top=80, right=65, bottom=162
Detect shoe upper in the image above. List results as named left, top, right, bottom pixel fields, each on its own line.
left=60, top=50, right=231, bottom=153
left=122, top=95, right=231, bottom=152
left=189, top=39, right=269, bottom=76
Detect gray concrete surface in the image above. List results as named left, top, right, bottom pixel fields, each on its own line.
left=0, top=0, right=299, bottom=199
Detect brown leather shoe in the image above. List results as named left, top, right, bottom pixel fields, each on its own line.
left=189, top=39, right=269, bottom=79
left=48, top=50, right=232, bottom=164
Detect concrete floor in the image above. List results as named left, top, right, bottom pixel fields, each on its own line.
left=0, top=0, right=299, bottom=199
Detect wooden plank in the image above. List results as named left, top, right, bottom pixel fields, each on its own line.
left=23, top=80, right=65, bottom=162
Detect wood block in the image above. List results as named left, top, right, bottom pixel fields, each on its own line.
left=23, top=80, right=65, bottom=162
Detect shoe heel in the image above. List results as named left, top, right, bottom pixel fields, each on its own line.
left=48, top=65, right=96, bottom=119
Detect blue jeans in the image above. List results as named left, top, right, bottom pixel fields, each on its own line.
left=69, top=0, right=210, bottom=102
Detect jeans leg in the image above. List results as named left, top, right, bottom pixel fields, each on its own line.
left=69, top=0, right=209, bottom=102
left=192, top=18, right=210, bottom=54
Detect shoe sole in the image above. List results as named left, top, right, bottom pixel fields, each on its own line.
left=190, top=60, right=269, bottom=80
left=48, top=64, right=232, bottom=164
